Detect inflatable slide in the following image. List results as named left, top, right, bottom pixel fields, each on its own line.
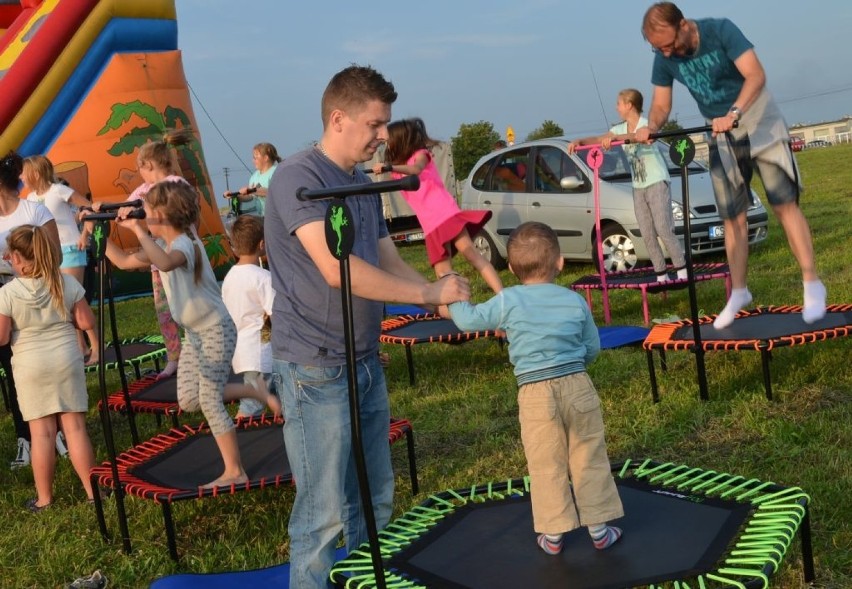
left=0, top=0, right=231, bottom=284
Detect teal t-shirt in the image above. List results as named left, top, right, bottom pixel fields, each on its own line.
left=243, top=164, right=278, bottom=216
left=650, top=18, right=753, bottom=119
left=610, top=117, right=670, bottom=189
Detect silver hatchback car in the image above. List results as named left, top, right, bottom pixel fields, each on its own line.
left=461, top=137, right=769, bottom=272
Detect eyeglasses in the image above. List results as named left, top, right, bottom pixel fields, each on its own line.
left=650, top=26, right=680, bottom=55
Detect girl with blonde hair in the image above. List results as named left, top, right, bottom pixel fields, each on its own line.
left=0, top=224, right=98, bottom=511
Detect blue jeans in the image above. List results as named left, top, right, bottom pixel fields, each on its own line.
left=274, top=353, right=394, bottom=589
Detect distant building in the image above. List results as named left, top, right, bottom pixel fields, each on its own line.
left=790, top=116, right=852, bottom=144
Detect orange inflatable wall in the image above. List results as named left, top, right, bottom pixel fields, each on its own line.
left=44, top=50, right=232, bottom=269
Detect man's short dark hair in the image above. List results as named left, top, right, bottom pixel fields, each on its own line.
left=321, top=65, right=397, bottom=126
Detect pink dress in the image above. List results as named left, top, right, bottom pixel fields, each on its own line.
left=394, top=149, right=491, bottom=265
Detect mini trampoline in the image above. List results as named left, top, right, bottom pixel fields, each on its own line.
left=571, top=262, right=731, bottom=325
left=380, top=313, right=500, bottom=385
left=84, top=335, right=167, bottom=378
left=91, top=416, right=419, bottom=560
left=643, top=304, right=852, bottom=401
left=102, top=372, right=243, bottom=428
left=330, top=459, right=814, bottom=589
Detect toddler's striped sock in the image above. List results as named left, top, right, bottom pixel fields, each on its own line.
left=536, top=533, right=564, bottom=555
left=589, top=524, right=622, bottom=550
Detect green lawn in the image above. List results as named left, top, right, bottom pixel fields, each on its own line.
left=0, top=145, right=850, bottom=588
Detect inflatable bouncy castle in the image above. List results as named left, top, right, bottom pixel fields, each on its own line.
left=0, top=0, right=231, bottom=288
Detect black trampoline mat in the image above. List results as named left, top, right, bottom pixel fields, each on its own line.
left=132, top=378, right=179, bottom=403
left=129, top=424, right=289, bottom=490
left=384, top=318, right=470, bottom=340
left=131, top=372, right=242, bottom=403
left=574, top=264, right=728, bottom=288
left=100, top=342, right=163, bottom=364
left=673, top=309, right=852, bottom=342
left=389, top=478, right=751, bottom=589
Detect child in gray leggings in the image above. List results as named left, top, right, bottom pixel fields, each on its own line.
left=101, top=179, right=281, bottom=489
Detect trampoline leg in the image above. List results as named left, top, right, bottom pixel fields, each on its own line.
left=405, top=345, right=415, bottom=386
left=404, top=426, right=419, bottom=495
left=170, top=411, right=180, bottom=429
left=760, top=349, right=773, bottom=401
left=800, top=506, right=816, bottom=583
left=646, top=350, right=660, bottom=403
left=0, top=373, right=9, bottom=412
left=162, top=501, right=180, bottom=561
left=641, top=289, right=650, bottom=325
left=659, top=349, right=667, bottom=372
left=91, top=473, right=110, bottom=542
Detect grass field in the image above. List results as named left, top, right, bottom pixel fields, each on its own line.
left=0, top=145, right=849, bottom=588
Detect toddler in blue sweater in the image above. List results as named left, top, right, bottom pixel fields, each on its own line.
left=446, top=221, right=624, bottom=555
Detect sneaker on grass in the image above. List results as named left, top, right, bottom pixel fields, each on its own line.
left=10, top=437, right=30, bottom=469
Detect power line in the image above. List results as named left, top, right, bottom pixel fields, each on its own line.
left=776, top=83, right=852, bottom=106
left=186, top=80, right=252, bottom=173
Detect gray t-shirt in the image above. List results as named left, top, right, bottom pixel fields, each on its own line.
left=265, top=147, right=387, bottom=366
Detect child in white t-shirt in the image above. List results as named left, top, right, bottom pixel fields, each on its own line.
left=221, top=215, right=275, bottom=418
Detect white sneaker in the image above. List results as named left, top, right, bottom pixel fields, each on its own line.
left=10, top=437, right=30, bottom=469
left=56, top=431, right=69, bottom=458
left=676, top=268, right=689, bottom=281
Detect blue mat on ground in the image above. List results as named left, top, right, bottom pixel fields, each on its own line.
left=149, top=548, right=347, bottom=588
left=598, top=325, right=650, bottom=349
left=385, top=303, right=429, bottom=316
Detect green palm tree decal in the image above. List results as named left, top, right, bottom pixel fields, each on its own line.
left=97, top=100, right=214, bottom=208
left=202, top=233, right=230, bottom=268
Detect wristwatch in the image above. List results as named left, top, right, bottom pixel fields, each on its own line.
left=728, top=106, right=742, bottom=121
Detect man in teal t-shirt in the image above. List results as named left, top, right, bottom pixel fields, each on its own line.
left=634, top=2, right=826, bottom=329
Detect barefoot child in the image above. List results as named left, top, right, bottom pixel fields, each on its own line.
left=0, top=225, right=98, bottom=511
left=101, top=180, right=280, bottom=488
left=444, top=221, right=624, bottom=554
left=375, top=117, right=503, bottom=293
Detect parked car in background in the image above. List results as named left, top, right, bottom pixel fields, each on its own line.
left=789, top=137, right=805, bottom=152
left=806, top=139, right=832, bottom=148
left=461, top=138, right=769, bottom=273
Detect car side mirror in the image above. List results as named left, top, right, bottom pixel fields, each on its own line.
left=560, top=176, right=584, bottom=190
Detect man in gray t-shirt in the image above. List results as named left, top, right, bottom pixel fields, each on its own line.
left=265, top=65, right=469, bottom=589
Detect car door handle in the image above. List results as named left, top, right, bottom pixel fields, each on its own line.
left=483, top=199, right=491, bottom=205
left=531, top=201, right=541, bottom=208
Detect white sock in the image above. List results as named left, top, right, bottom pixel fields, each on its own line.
left=676, top=268, right=688, bottom=280
left=802, top=280, right=826, bottom=324
left=713, top=288, right=752, bottom=329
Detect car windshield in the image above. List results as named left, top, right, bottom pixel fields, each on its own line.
left=598, top=142, right=705, bottom=181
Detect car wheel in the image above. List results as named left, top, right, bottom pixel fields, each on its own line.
left=594, top=224, right=639, bottom=274
left=473, top=230, right=507, bottom=270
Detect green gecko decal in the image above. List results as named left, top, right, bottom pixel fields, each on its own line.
left=330, top=204, right=349, bottom=257
left=92, top=223, right=106, bottom=258
left=674, top=138, right=690, bottom=166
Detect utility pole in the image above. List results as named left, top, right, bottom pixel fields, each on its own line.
left=223, top=167, right=231, bottom=192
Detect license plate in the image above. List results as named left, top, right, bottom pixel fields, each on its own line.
left=709, top=225, right=725, bottom=239
left=407, top=232, right=424, bottom=242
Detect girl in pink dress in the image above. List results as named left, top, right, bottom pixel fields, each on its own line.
left=375, top=118, right=502, bottom=293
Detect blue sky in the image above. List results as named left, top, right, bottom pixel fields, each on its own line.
left=175, top=0, right=852, bottom=198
